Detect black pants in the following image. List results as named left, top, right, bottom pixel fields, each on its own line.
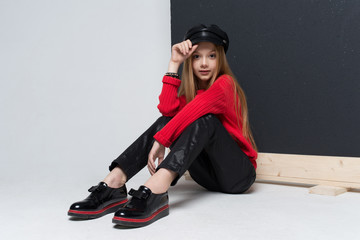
left=110, top=114, right=256, bottom=194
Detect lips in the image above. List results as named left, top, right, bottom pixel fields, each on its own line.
left=199, top=70, right=210, bottom=75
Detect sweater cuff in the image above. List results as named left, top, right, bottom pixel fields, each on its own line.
left=153, top=132, right=172, bottom=148
left=162, top=75, right=181, bottom=87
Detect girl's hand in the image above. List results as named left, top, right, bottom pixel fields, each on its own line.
left=170, top=40, right=198, bottom=66
left=147, top=140, right=166, bottom=175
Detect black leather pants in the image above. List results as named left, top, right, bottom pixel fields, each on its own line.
left=110, top=114, right=256, bottom=194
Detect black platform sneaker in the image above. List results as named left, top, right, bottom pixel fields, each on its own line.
left=112, top=186, right=169, bottom=227
left=68, top=182, right=128, bottom=219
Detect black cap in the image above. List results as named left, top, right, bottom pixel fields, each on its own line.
left=184, top=24, right=229, bottom=53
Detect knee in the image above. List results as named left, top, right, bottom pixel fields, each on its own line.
left=181, top=114, right=221, bottom=139
left=191, top=114, right=222, bottom=133
left=192, top=114, right=220, bottom=126
left=200, top=113, right=217, bottom=121
left=155, top=115, right=172, bottom=126
left=149, top=116, right=172, bottom=133
left=156, top=115, right=172, bottom=122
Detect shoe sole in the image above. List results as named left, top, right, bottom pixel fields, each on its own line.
left=68, top=199, right=128, bottom=219
left=112, top=204, right=169, bottom=227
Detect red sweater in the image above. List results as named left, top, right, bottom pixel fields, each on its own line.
left=153, top=74, right=257, bottom=169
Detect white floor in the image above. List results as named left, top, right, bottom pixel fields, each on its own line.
left=1, top=168, right=360, bottom=240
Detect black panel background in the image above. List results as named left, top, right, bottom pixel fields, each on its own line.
left=170, top=0, right=360, bottom=157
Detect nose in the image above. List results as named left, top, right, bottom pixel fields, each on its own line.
left=201, top=57, right=208, bottom=68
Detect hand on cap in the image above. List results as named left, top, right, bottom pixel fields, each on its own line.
left=170, top=40, right=198, bottom=66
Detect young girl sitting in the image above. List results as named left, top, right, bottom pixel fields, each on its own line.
left=68, top=24, right=257, bottom=228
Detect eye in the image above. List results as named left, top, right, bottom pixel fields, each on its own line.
left=209, top=54, right=216, bottom=58
left=193, top=54, right=200, bottom=59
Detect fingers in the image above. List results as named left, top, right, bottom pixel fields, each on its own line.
left=173, top=40, right=195, bottom=55
left=188, top=44, right=198, bottom=56
left=158, top=155, right=164, bottom=166
left=147, top=153, right=156, bottom=175
left=147, top=141, right=166, bottom=176
left=179, top=43, right=186, bottom=55
left=148, top=141, right=159, bottom=175
left=183, top=40, right=190, bottom=54
left=148, top=160, right=155, bottom=175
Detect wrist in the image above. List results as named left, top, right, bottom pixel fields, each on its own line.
left=167, top=61, right=181, bottom=73
left=165, top=72, right=180, bottom=79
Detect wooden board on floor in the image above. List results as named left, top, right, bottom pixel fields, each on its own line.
left=256, top=153, right=360, bottom=190
left=309, top=185, right=348, bottom=196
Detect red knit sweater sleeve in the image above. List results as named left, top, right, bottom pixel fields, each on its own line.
left=154, top=75, right=234, bottom=147
left=157, top=76, right=182, bottom=117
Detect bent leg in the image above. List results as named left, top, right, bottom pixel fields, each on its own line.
left=109, top=116, right=172, bottom=182
left=186, top=150, right=220, bottom=192
left=111, top=114, right=255, bottom=227
left=157, top=114, right=256, bottom=194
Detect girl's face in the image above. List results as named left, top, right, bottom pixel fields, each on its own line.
left=191, top=42, right=217, bottom=88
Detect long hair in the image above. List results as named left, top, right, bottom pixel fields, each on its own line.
left=178, top=44, right=258, bottom=152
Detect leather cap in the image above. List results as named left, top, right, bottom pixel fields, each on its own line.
left=184, top=24, right=229, bottom=53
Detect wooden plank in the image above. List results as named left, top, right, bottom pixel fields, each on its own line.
left=256, top=153, right=360, bottom=189
left=309, top=185, right=348, bottom=196
left=256, top=174, right=360, bottom=189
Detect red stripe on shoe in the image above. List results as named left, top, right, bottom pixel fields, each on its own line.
left=113, top=204, right=169, bottom=223
left=68, top=199, right=128, bottom=215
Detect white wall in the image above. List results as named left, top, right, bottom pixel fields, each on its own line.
left=0, top=0, right=171, bottom=183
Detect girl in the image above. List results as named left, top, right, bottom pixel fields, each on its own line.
left=68, top=24, right=257, bottom=228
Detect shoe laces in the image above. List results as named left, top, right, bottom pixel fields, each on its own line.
left=129, top=188, right=150, bottom=200
left=88, top=182, right=107, bottom=192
